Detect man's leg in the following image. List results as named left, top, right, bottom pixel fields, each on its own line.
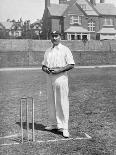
left=54, top=75, right=69, bottom=132
left=46, top=75, right=57, bottom=126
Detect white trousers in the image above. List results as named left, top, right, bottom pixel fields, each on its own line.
left=46, top=72, right=69, bottom=130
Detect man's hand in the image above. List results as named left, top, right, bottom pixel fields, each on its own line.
left=42, top=64, right=74, bottom=75
left=50, top=64, right=74, bottom=75
left=49, top=67, right=61, bottom=74
left=42, top=65, right=51, bottom=74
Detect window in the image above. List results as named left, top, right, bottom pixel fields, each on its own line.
left=15, top=32, right=19, bottom=37
left=80, top=4, right=86, bottom=10
left=77, top=35, right=81, bottom=40
left=67, top=33, right=88, bottom=40
left=70, top=16, right=82, bottom=25
left=103, top=18, right=113, bottom=26
left=88, top=21, right=95, bottom=32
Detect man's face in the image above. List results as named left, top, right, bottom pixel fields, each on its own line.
left=51, top=34, right=61, bottom=46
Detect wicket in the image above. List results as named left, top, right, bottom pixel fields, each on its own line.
left=20, top=97, right=35, bottom=143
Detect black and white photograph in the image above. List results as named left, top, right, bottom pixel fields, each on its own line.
left=0, top=0, right=116, bottom=154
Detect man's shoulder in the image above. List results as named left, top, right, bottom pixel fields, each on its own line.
left=45, top=47, right=52, bottom=52
left=59, top=43, right=70, bottom=51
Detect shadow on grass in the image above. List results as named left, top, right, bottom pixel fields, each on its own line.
left=16, top=122, right=63, bottom=136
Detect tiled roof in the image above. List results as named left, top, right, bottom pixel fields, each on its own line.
left=47, top=1, right=116, bottom=17
left=65, top=26, right=89, bottom=33
left=32, top=20, right=40, bottom=24
left=97, top=27, right=116, bottom=34
left=48, top=3, right=68, bottom=16
left=76, top=0, right=98, bottom=16
left=95, top=3, right=116, bottom=15
left=84, top=10, right=98, bottom=15
left=0, top=23, right=4, bottom=29
left=0, top=22, right=13, bottom=29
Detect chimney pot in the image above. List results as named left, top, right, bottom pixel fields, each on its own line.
left=45, top=0, right=50, bottom=8
left=90, top=0, right=96, bottom=5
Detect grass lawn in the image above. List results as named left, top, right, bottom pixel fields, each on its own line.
left=0, top=67, right=116, bottom=155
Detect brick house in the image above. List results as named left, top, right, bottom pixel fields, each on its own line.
left=10, top=21, right=23, bottom=38
left=31, top=20, right=42, bottom=39
left=42, top=0, right=116, bottom=40
left=0, top=20, right=23, bottom=39
left=0, top=21, right=13, bottom=38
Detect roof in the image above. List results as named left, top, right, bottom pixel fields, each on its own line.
left=65, top=26, right=89, bottom=33
left=0, top=23, right=4, bottom=29
left=67, top=0, right=77, bottom=6
left=47, top=1, right=116, bottom=17
left=94, top=3, right=116, bottom=15
left=0, top=22, right=13, bottom=29
left=48, top=3, right=68, bottom=16
left=97, top=27, right=116, bottom=34
left=48, top=0, right=98, bottom=17
left=32, top=20, right=41, bottom=24
left=76, top=0, right=98, bottom=16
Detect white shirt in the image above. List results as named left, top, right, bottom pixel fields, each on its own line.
left=42, top=43, right=75, bottom=68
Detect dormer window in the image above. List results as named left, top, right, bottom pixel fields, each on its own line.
left=70, top=16, right=82, bottom=25
left=103, top=17, right=113, bottom=26
left=80, top=4, right=86, bottom=10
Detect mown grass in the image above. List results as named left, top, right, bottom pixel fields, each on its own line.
left=0, top=68, right=116, bottom=155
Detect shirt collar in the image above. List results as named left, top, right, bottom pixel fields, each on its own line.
left=52, top=43, right=62, bottom=49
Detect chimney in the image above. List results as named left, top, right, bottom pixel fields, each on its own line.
left=59, top=0, right=67, bottom=4
left=90, top=0, right=96, bottom=5
left=45, top=0, right=50, bottom=8
left=100, top=0, right=105, bottom=3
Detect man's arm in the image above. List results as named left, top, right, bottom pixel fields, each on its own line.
left=50, top=64, right=74, bottom=74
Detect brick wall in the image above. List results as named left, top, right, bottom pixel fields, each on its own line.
left=0, top=39, right=116, bottom=68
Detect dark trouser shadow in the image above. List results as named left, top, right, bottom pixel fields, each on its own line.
left=44, top=128, right=63, bottom=136
left=16, top=122, right=45, bottom=131
left=16, top=122, right=63, bottom=136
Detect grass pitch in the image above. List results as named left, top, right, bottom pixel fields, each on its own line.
left=0, top=67, right=116, bottom=155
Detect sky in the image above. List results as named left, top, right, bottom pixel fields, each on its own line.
left=0, top=0, right=116, bottom=23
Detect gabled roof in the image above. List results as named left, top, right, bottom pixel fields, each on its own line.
left=47, top=1, right=116, bottom=17
left=76, top=0, right=98, bottom=16
left=97, top=27, right=116, bottom=34
left=94, top=3, right=116, bottom=15
left=67, top=0, right=77, bottom=6
left=0, top=22, right=13, bottom=29
left=65, top=26, right=89, bottom=33
left=0, top=23, right=4, bottom=29
left=63, top=0, right=78, bottom=16
left=48, top=0, right=99, bottom=17
left=48, top=3, right=68, bottom=16
left=32, top=19, right=42, bottom=25
left=11, top=24, right=22, bottom=30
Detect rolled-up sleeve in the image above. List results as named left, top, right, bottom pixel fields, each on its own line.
left=65, top=48, right=75, bottom=65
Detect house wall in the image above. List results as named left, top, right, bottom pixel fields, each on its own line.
left=63, top=3, right=100, bottom=40
left=98, top=16, right=116, bottom=30
left=51, top=17, right=61, bottom=32
left=64, top=3, right=85, bottom=31
left=87, top=16, right=100, bottom=40
left=42, top=9, right=52, bottom=39
left=42, top=1, right=116, bottom=40
left=114, top=16, right=116, bottom=28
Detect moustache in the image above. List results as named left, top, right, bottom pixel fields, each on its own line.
left=53, top=39, right=57, bottom=42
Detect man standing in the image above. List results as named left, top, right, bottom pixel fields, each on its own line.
left=42, top=31, right=75, bottom=138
